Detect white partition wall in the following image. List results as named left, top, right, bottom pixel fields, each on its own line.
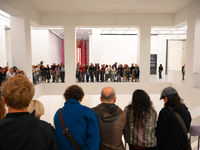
left=5, top=29, right=62, bottom=67
left=31, top=30, right=62, bottom=65
left=89, top=29, right=137, bottom=65
left=151, top=35, right=186, bottom=72
left=194, top=16, right=200, bottom=73
left=10, top=15, right=32, bottom=79
left=168, top=40, right=183, bottom=71
left=0, top=24, right=7, bottom=67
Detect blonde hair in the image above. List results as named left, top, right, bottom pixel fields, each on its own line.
left=0, top=97, right=6, bottom=119
left=27, top=100, right=45, bottom=117
left=9, top=67, right=13, bottom=73
left=2, top=74, right=35, bottom=109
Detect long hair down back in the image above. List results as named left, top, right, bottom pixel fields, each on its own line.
left=128, top=89, right=153, bottom=127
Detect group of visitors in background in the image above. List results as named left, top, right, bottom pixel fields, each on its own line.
left=0, top=66, right=25, bottom=86
left=0, top=61, right=65, bottom=86
left=76, top=62, right=140, bottom=83
left=0, top=74, right=192, bottom=150
left=32, top=62, right=65, bottom=84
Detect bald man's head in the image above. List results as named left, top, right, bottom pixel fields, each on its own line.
left=101, top=87, right=116, bottom=103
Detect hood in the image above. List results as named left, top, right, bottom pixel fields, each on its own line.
left=0, top=113, right=38, bottom=150
left=94, top=103, right=122, bottom=122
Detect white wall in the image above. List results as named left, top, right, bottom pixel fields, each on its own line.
left=5, top=29, right=62, bottom=67
left=89, top=29, right=138, bottom=65
left=89, top=32, right=186, bottom=69
left=5, top=30, right=12, bottom=67
left=151, top=35, right=186, bottom=73
left=31, top=30, right=62, bottom=66
left=194, top=16, right=200, bottom=73
left=168, top=40, right=183, bottom=71
left=0, top=24, right=7, bottom=67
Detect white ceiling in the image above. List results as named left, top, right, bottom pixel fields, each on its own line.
left=24, top=0, right=196, bottom=14
left=48, top=27, right=187, bottom=39
left=1, top=0, right=191, bottom=39
left=0, top=9, right=187, bottom=40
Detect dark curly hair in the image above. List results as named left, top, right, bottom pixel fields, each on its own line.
left=63, top=85, right=84, bottom=101
left=128, top=89, right=153, bottom=127
left=165, top=94, right=186, bottom=113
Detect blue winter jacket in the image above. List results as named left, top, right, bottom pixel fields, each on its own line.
left=54, top=99, right=100, bottom=150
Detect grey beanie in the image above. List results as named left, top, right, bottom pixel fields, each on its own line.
left=160, top=87, right=178, bottom=100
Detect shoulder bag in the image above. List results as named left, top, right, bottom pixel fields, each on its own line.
left=59, top=108, right=82, bottom=150
left=168, top=107, right=192, bottom=150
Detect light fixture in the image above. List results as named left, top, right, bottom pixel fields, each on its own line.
left=0, top=10, right=10, bottom=18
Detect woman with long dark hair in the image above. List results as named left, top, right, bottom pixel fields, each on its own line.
left=124, top=89, right=157, bottom=150
left=156, top=87, right=191, bottom=150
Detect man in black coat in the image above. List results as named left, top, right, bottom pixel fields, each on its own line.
left=182, top=64, right=185, bottom=80
left=0, top=74, right=58, bottom=150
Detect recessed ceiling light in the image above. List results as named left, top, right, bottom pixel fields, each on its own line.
left=172, top=31, right=185, bottom=34
left=80, top=28, right=94, bottom=29
left=129, top=28, right=137, bottom=30
left=125, top=31, right=133, bottom=34
left=47, top=28, right=62, bottom=29
left=132, top=31, right=138, bottom=34
left=111, top=31, right=118, bottom=34
left=102, top=28, right=112, bottom=30
left=118, top=31, right=125, bottom=34
left=151, top=28, right=161, bottom=30
left=159, top=31, right=170, bottom=34
left=178, top=28, right=184, bottom=30
left=104, top=31, right=111, bottom=34
left=113, top=28, right=129, bottom=30
left=0, top=10, right=10, bottom=18
left=169, top=28, right=177, bottom=30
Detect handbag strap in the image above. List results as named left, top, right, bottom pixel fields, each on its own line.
left=168, top=107, right=191, bottom=150
left=59, top=108, right=82, bottom=150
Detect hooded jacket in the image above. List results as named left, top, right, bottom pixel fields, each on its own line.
left=0, top=112, right=58, bottom=150
left=92, top=103, right=126, bottom=150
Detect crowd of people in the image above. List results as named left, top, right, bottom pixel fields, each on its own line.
left=0, top=66, right=25, bottom=86
left=0, top=62, right=65, bottom=86
left=32, top=62, right=65, bottom=84
left=0, top=74, right=192, bottom=150
left=76, top=62, right=140, bottom=83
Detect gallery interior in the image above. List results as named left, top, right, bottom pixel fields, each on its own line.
left=0, top=0, right=200, bottom=149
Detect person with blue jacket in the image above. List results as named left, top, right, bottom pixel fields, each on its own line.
left=54, top=85, right=100, bottom=150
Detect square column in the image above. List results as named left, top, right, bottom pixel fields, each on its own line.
left=193, top=16, right=200, bottom=73
left=185, top=17, right=196, bottom=87
left=137, top=26, right=151, bottom=83
left=10, top=15, right=32, bottom=80
left=0, top=24, right=7, bottom=67
left=64, top=26, right=76, bottom=85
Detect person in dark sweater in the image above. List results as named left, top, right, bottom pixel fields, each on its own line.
left=158, top=64, right=163, bottom=79
left=156, top=87, right=191, bottom=150
left=0, top=74, right=58, bottom=150
left=89, top=63, right=95, bottom=82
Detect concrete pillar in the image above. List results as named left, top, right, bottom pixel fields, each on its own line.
left=90, top=29, right=101, bottom=64
left=10, top=15, right=32, bottom=80
left=193, top=16, right=200, bottom=73
left=0, top=24, right=7, bottom=67
left=64, top=26, right=76, bottom=85
left=185, top=17, right=196, bottom=87
left=137, top=26, right=151, bottom=83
